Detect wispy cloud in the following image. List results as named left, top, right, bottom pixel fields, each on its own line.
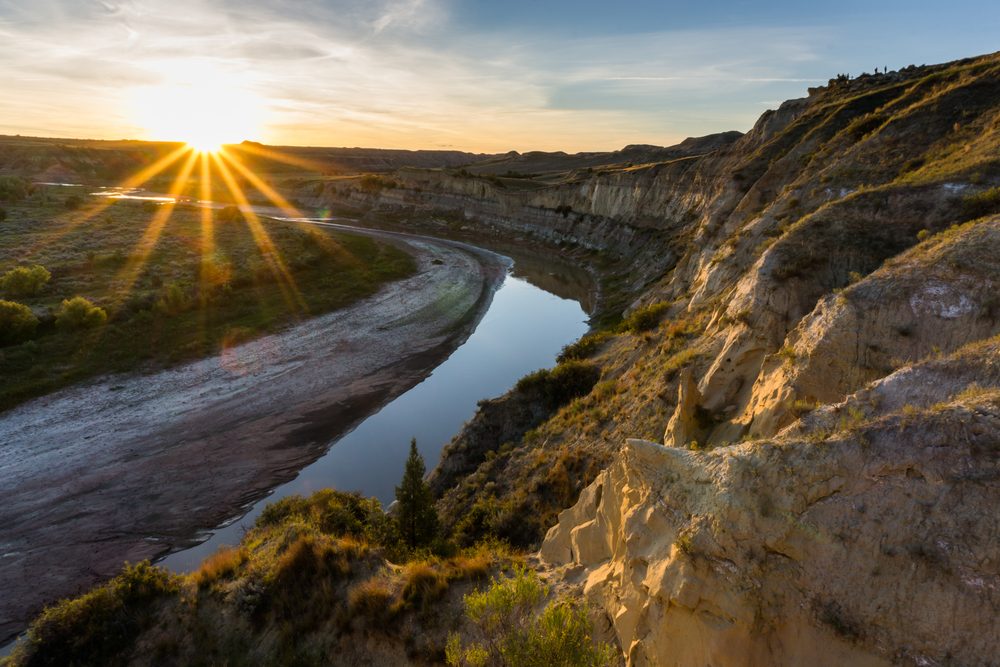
left=0, top=0, right=834, bottom=150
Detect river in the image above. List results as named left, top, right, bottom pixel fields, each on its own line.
left=161, top=235, right=590, bottom=570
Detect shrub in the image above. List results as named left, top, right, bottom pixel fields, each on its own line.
left=255, top=489, right=390, bottom=544
left=0, top=175, right=31, bottom=202
left=155, top=283, right=191, bottom=316
left=64, top=194, right=83, bottom=210
left=191, top=546, right=246, bottom=588
left=961, top=186, right=1000, bottom=219
left=447, top=550, right=492, bottom=580
left=447, top=566, right=614, bottom=667
left=401, top=561, right=450, bottom=609
left=0, top=299, right=39, bottom=346
left=557, top=330, right=613, bottom=363
left=56, top=296, right=107, bottom=330
left=515, top=361, right=601, bottom=410
left=10, top=561, right=178, bottom=667
left=348, top=577, right=395, bottom=620
left=265, top=534, right=353, bottom=617
left=0, top=264, right=51, bottom=297
left=620, top=301, right=670, bottom=333
left=0, top=207, right=7, bottom=223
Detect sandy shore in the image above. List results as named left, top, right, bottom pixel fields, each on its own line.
left=0, top=228, right=508, bottom=643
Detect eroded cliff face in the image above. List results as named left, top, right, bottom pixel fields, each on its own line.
left=418, top=55, right=1000, bottom=665
left=540, top=341, right=1000, bottom=667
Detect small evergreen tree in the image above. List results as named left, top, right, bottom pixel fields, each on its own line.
left=395, top=438, right=439, bottom=549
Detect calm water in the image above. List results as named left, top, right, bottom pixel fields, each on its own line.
left=162, top=265, right=589, bottom=571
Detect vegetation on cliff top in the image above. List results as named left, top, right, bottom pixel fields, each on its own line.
left=5, top=483, right=612, bottom=667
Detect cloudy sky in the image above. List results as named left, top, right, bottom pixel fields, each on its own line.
left=1, top=0, right=998, bottom=151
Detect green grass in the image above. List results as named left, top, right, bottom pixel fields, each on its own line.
left=0, top=190, right=416, bottom=411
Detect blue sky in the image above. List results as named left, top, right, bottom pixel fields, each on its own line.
left=0, top=0, right=997, bottom=151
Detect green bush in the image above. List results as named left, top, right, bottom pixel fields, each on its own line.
left=515, top=360, right=601, bottom=410
left=255, top=489, right=390, bottom=543
left=0, top=264, right=51, bottom=297
left=620, top=301, right=670, bottom=333
left=9, top=561, right=178, bottom=667
left=557, top=330, right=613, bottom=363
left=155, top=283, right=191, bottom=316
left=446, top=566, right=615, bottom=667
left=0, top=175, right=31, bottom=202
left=55, top=296, right=107, bottom=331
left=961, top=186, right=1000, bottom=219
left=0, top=299, right=39, bottom=346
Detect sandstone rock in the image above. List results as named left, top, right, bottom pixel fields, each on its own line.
left=541, top=348, right=1000, bottom=666
left=662, top=368, right=705, bottom=447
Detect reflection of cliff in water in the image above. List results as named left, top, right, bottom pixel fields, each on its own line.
left=468, top=241, right=596, bottom=315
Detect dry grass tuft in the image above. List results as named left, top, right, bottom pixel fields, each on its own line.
left=191, top=546, right=246, bottom=588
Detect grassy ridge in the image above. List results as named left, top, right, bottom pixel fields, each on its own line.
left=0, top=187, right=416, bottom=411
left=4, top=490, right=612, bottom=667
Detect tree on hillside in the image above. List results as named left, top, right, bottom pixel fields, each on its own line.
left=395, top=438, right=439, bottom=549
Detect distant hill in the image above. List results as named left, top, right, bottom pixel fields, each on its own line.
left=462, top=131, right=743, bottom=175
left=0, top=135, right=497, bottom=183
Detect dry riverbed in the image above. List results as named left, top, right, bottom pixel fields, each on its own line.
left=0, top=229, right=508, bottom=643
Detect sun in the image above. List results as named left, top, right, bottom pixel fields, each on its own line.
left=186, top=137, right=223, bottom=154
left=128, top=60, right=266, bottom=151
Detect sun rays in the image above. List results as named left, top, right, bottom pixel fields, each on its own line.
left=36, top=139, right=344, bottom=363
left=103, top=143, right=319, bottom=316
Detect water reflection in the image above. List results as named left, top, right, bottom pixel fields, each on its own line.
left=162, top=270, right=588, bottom=571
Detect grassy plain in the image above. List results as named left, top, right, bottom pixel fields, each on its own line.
left=0, top=185, right=415, bottom=411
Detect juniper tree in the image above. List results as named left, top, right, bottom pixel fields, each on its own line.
left=395, top=438, right=439, bottom=549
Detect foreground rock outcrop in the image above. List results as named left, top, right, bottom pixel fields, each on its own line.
left=541, top=341, right=1000, bottom=666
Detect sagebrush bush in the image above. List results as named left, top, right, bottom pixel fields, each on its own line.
left=515, top=360, right=601, bottom=410
left=263, top=533, right=354, bottom=620
left=446, top=566, right=615, bottom=667
left=191, top=546, right=246, bottom=588
left=620, top=301, right=670, bottom=333
left=557, top=330, right=613, bottom=362
left=401, top=561, right=450, bottom=609
left=0, top=299, right=38, bottom=346
left=0, top=175, right=31, bottom=202
left=961, top=186, right=1000, bottom=219
left=155, top=283, right=191, bottom=316
left=56, top=296, right=107, bottom=330
left=0, top=264, right=50, bottom=297
left=348, top=577, right=395, bottom=621
left=9, top=561, right=178, bottom=667
left=255, top=489, right=391, bottom=544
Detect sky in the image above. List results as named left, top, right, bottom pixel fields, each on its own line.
left=0, top=0, right=998, bottom=152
